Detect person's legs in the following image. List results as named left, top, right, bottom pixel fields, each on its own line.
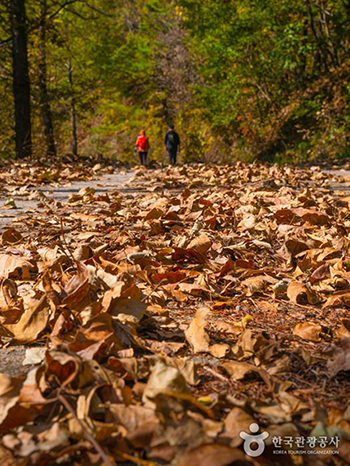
left=139, top=152, right=147, bottom=165
left=168, top=149, right=177, bottom=165
left=172, top=150, right=177, bottom=165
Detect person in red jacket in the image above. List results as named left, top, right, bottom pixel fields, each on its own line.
left=135, top=129, right=149, bottom=165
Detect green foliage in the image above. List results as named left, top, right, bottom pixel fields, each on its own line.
left=0, top=0, right=349, bottom=162
left=180, top=0, right=350, bottom=161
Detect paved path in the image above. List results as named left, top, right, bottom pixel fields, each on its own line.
left=323, top=169, right=350, bottom=192
left=0, top=171, right=133, bottom=228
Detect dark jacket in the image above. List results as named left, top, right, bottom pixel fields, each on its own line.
left=165, top=130, right=180, bottom=151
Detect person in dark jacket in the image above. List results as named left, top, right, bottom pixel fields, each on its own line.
left=164, top=125, right=180, bottom=166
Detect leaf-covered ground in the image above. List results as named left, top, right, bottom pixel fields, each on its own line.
left=0, top=162, right=350, bottom=466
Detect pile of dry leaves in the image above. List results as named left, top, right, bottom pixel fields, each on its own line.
left=0, top=162, right=349, bottom=465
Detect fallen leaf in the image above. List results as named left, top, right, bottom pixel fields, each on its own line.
left=185, top=308, right=210, bottom=353
left=287, top=281, right=320, bottom=304
left=293, top=322, right=322, bottom=342
left=4, top=295, right=49, bottom=343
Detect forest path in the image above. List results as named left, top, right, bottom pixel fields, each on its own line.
left=0, top=166, right=350, bottom=376
left=322, top=168, right=350, bottom=192
left=0, top=170, right=133, bottom=229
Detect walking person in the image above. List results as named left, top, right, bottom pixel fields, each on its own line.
left=164, top=124, right=180, bottom=166
left=135, top=129, right=149, bottom=166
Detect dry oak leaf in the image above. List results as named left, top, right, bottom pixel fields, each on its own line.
left=108, top=404, right=157, bottom=433
left=188, top=233, right=212, bottom=255
left=232, top=329, right=270, bottom=359
left=0, top=279, right=23, bottom=324
left=242, top=275, right=266, bottom=295
left=151, top=269, right=187, bottom=284
left=292, top=208, right=330, bottom=225
left=177, top=444, right=249, bottom=466
left=222, top=361, right=272, bottom=390
left=4, top=295, right=49, bottom=343
left=0, top=254, right=35, bottom=280
left=1, top=228, right=22, bottom=245
left=37, top=246, right=67, bottom=268
left=44, top=350, right=94, bottom=389
left=142, top=359, right=191, bottom=408
left=185, top=307, right=210, bottom=353
left=337, top=319, right=350, bottom=339
left=210, top=343, right=230, bottom=359
left=323, top=290, right=350, bottom=308
left=287, top=281, right=320, bottom=304
left=293, top=322, right=322, bottom=342
left=326, top=338, right=350, bottom=377
left=62, top=262, right=90, bottom=307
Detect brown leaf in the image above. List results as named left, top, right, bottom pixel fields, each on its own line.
left=326, top=338, right=350, bottom=377
left=151, top=269, right=187, bottom=284
left=287, top=281, right=320, bottom=304
left=293, top=322, right=322, bottom=342
left=1, top=228, right=22, bottom=245
left=185, top=308, right=210, bottom=353
left=4, top=295, right=49, bottom=343
left=222, top=361, right=272, bottom=389
left=292, top=207, right=330, bottom=225
left=242, top=276, right=266, bottom=295
left=310, top=264, right=330, bottom=283
left=143, top=360, right=191, bottom=408
left=188, top=233, right=212, bottom=255
left=44, top=350, right=94, bottom=389
left=0, top=279, right=23, bottom=324
left=209, top=343, right=230, bottom=358
left=62, top=262, right=90, bottom=307
left=0, top=254, right=35, bottom=280
left=337, top=319, right=350, bottom=339
left=108, top=404, right=157, bottom=433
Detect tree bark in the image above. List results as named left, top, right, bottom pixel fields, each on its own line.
left=68, top=58, right=78, bottom=156
left=38, top=0, right=56, bottom=156
left=10, top=0, right=32, bottom=159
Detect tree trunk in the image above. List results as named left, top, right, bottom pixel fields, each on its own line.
left=10, top=0, right=32, bottom=159
left=38, top=0, right=56, bottom=156
left=68, top=58, right=78, bottom=156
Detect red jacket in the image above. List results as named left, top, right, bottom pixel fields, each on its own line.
left=136, top=135, right=149, bottom=152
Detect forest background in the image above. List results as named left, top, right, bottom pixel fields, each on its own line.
left=1, top=0, right=350, bottom=164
